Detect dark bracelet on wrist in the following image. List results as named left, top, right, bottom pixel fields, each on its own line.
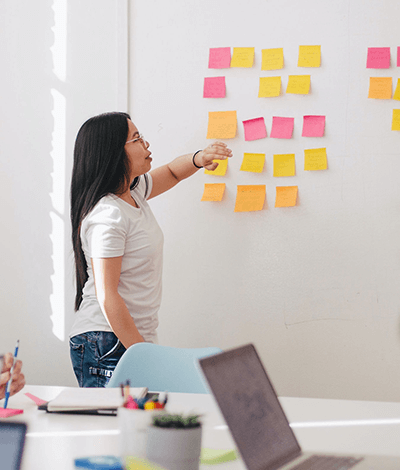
left=192, top=150, right=203, bottom=169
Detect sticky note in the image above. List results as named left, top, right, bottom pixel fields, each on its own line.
left=298, top=45, right=321, bottom=67
left=275, top=186, right=298, bottom=207
left=393, top=79, right=400, bottom=101
left=203, top=77, right=226, bottom=98
left=258, top=77, right=281, bottom=97
left=204, top=158, right=228, bottom=176
left=243, top=117, right=267, bottom=141
left=261, top=48, right=284, bottom=70
left=368, top=77, right=392, bottom=99
left=392, top=110, right=400, bottom=131
left=302, top=115, right=325, bottom=137
left=201, top=448, right=238, bottom=465
left=201, top=183, right=226, bottom=201
left=366, top=47, right=391, bottom=69
left=286, top=75, right=311, bottom=95
left=230, top=47, right=255, bottom=68
left=234, top=185, right=266, bottom=212
left=126, top=457, right=166, bottom=470
left=25, top=392, right=48, bottom=406
left=207, top=111, right=237, bottom=139
left=240, top=153, right=265, bottom=173
left=273, top=154, right=295, bottom=177
left=304, top=148, right=327, bottom=170
left=270, top=117, right=294, bottom=139
left=209, top=47, right=231, bottom=69
left=0, top=408, right=24, bottom=418
left=397, top=47, right=400, bottom=67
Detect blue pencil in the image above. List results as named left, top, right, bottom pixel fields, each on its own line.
left=4, top=340, right=19, bottom=409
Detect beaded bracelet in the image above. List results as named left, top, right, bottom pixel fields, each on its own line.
left=192, top=150, right=203, bottom=169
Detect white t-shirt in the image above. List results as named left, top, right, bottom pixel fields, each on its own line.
left=70, top=174, right=164, bottom=343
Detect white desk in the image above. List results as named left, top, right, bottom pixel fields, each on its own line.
left=3, top=385, right=400, bottom=469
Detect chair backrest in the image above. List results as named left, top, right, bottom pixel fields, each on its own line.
left=107, top=343, right=222, bottom=393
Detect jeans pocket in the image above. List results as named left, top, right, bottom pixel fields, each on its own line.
left=96, top=332, right=126, bottom=362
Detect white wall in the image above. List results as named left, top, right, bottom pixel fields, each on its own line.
left=129, top=0, right=400, bottom=401
left=0, top=0, right=126, bottom=387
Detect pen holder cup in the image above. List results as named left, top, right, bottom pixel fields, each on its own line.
left=118, top=408, right=162, bottom=461
left=146, top=425, right=202, bottom=470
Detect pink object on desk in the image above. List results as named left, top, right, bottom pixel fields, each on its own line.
left=24, top=392, right=48, bottom=406
left=0, top=408, right=23, bottom=418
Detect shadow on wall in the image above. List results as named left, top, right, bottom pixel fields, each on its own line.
left=0, top=0, right=76, bottom=386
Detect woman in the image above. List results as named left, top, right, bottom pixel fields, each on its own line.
left=70, top=112, right=232, bottom=387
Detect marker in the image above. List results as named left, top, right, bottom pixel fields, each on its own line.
left=4, top=340, right=19, bottom=409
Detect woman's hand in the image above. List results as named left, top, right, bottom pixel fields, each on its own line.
left=0, top=353, right=25, bottom=399
left=195, top=142, right=233, bottom=171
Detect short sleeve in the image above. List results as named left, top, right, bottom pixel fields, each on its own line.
left=81, top=203, right=127, bottom=258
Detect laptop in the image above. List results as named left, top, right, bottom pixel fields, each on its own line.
left=199, top=344, right=400, bottom=470
left=0, top=421, right=27, bottom=470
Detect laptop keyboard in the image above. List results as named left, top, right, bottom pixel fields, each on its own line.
left=290, top=454, right=364, bottom=470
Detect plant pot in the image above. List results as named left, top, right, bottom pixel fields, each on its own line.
left=146, top=425, right=202, bottom=470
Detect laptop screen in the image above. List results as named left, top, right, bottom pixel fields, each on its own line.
left=199, top=344, right=301, bottom=470
left=0, top=422, right=27, bottom=470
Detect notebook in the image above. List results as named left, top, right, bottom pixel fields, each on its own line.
left=44, top=386, right=148, bottom=415
left=199, top=344, right=400, bottom=470
left=0, top=422, right=27, bottom=470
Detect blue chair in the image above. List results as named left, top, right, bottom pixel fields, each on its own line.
left=107, top=343, right=222, bottom=393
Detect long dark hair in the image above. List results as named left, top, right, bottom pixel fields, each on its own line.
left=70, top=111, right=138, bottom=311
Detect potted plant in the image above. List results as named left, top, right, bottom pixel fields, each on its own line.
left=145, top=413, right=202, bottom=470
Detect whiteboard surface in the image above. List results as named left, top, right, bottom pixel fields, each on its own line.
left=129, top=0, right=400, bottom=401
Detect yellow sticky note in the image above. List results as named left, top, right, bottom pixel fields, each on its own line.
left=392, top=110, right=400, bottom=131
left=258, top=76, right=281, bottom=97
left=273, top=154, right=295, bottom=177
left=286, top=75, right=311, bottom=95
left=201, top=183, right=226, bottom=201
left=206, top=111, right=237, bottom=139
left=275, top=186, right=298, bottom=207
left=298, top=45, right=321, bottom=67
left=204, top=158, right=228, bottom=176
left=240, top=153, right=265, bottom=173
left=234, top=185, right=266, bottom=212
left=126, top=457, right=166, bottom=470
left=304, top=148, right=327, bottom=171
left=261, top=48, right=284, bottom=70
left=368, top=77, right=392, bottom=99
left=393, top=79, right=400, bottom=101
left=230, top=47, right=255, bottom=68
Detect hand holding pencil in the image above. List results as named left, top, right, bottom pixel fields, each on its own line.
left=0, top=347, right=25, bottom=403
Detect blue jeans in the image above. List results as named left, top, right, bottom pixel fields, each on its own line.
left=69, top=331, right=126, bottom=387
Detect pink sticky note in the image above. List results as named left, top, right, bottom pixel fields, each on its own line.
left=243, top=117, right=267, bottom=141
left=25, top=392, right=48, bottom=406
left=367, top=47, right=390, bottom=69
left=203, top=77, right=226, bottom=98
left=302, top=115, right=325, bottom=137
left=270, top=117, right=294, bottom=139
left=0, top=408, right=24, bottom=418
left=397, top=47, right=400, bottom=67
left=209, top=47, right=231, bottom=69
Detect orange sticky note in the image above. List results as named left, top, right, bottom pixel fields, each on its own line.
left=368, top=77, right=392, bottom=99
left=304, top=148, right=327, bottom=171
left=275, top=186, right=298, bottom=207
left=234, top=185, right=266, bottom=212
left=207, top=111, right=237, bottom=139
left=286, top=75, right=311, bottom=95
left=201, top=183, right=226, bottom=201
left=273, top=154, right=296, bottom=177
left=204, top=158, right=228, bottom=176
